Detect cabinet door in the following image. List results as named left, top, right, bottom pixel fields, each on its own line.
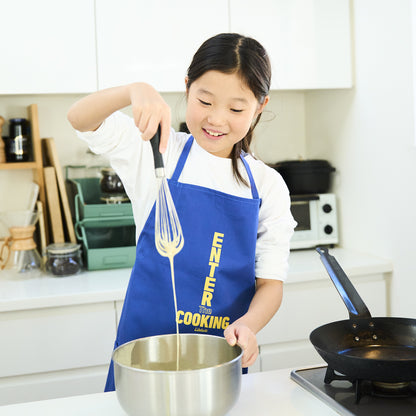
left=0, top=303, right=116, bottom=378
left=0, top=366, right=109, bottom=406
left=96, top=0, right=229, bottom=92
left=115, top=300, right=124, bottom=327
left=229, top=0, right=352, bottom=89
left=0, top=0, right=96, bottom=94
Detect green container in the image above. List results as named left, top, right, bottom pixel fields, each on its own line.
left=67, top=177, right=133, bottom=220
left=75, top=217, right=136, bottom=270
left=67, top=176, right=137, bottom=270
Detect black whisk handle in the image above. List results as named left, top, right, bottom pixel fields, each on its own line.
left=150, top=125, right=164, bottom=176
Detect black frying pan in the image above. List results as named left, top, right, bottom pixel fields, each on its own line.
left=310, top=247, right=416, bottom=382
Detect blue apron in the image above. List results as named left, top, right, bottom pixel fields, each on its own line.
left=105, top=136, right=260, bottom=391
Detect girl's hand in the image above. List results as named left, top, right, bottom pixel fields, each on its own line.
left=224, top=320, right=259, bottom=367
left=128, top=82, right=171, bottom=153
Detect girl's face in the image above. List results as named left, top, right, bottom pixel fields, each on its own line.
left=185, top=70, right=269, bottom=158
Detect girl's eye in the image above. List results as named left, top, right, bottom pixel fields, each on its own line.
left=231, top=108, right=243, bottom=113
left=198, top=99, right=211, bottom=106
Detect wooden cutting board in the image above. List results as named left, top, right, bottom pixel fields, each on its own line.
left=43, top=138, right=76, bottom=243
left=0, top=116, right=5, bottom=163
left=36, top=200, right=47, bottom=263
left=43, top=166, right=65, bottom=243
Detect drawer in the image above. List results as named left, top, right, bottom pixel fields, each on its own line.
left=0, top=365, right=108, bottom=406
left=0, top=302, right=116, bottom=377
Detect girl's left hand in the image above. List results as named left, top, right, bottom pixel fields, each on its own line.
left=224, top=321, right=259, bottom=367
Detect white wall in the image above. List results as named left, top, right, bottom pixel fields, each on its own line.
left=306, top=0, right=416, bottom=317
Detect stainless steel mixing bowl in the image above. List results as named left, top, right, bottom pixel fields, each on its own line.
left=113, top=333, right=243, bottom=416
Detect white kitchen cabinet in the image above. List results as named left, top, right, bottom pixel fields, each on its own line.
left=229, top=0, right=353, bottom=89
left=95, top=0, right=229, bottom=92
left=0, top=0, right=96, bottom=94
left=0, top=365, right=109, bottom=406
left=96, top=0, right=352, bottom=92
left=1, top=0, right=352, bottom=94
left=115, top=300, right=123, bottom=326
left=0, top=302, right=115, bottom=405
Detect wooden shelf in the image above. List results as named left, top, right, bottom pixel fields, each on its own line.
left=0, top=104, right=49, bottom=245
left=1, top=104, right=76, bottom=246
left=0, top=162, right=37, bottom=170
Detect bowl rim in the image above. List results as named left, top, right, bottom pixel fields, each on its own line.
left=112, top=333, right=243, bottom=374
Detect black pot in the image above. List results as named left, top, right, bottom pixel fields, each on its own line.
left=271, top=159, right=335, bottom=195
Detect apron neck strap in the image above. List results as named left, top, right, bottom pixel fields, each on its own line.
left=171, top=135, right=194, bottom=182
left=240, top=153, right=259, bottom=200
left=171, top=136, right=259, bottom=200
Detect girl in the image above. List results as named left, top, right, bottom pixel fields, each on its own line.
left=67, top=33, right=296, bottom=391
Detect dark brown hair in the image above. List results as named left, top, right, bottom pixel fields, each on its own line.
left=186, top=33, right=271, bottom=186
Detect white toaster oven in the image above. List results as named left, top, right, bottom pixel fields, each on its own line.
left=290, top=193, right=338, bottom=250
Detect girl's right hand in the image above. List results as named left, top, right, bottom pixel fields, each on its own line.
left=128, top=82, right=171, bottom=153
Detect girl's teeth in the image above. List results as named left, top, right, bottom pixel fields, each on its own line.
left=206, top=129, right=222, bottom=137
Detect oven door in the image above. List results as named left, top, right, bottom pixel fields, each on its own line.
left=289, top=196, right=320, bottom=249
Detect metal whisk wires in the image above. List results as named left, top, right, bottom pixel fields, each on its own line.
left=154, top=177, right=184, bottom=258
left=149, top=126, right=184, bottom=259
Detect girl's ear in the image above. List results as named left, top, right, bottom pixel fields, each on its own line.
left=185, top=77, right=189, bottom=93
left=256, top=95, right=269, bottom=116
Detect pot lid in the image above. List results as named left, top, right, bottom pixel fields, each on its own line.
left=271, top=159, right=335, bottom=171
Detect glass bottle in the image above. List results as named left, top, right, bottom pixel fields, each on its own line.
left=7, top=118, right=31, bottom=162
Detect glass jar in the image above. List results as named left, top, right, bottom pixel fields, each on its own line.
left=100, top=167, right=126, bottom=194
left=45, top=243, right=82, bottom=277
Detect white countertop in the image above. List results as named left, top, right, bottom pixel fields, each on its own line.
left=0, top=247, right=393, bottom=312
left=0, top=266, right=131, bottom=312
left=287, top=247, right=392, bottom=284
left=0, top=367, right=339, bottom=416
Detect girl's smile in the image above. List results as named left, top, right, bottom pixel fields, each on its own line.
left=202, top=127, right=225, bottom=139
left=186, top=70, right=268, bottom=158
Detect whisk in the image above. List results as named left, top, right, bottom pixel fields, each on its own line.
left=150, top=126, right=184, bottom=259
left=150, top=126, right=184, bottom=370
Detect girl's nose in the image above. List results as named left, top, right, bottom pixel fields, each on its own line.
left=207, top=108, right=226, bottom=126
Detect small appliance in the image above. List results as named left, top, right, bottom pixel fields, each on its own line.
left=290, top=193, right=338, bottom=250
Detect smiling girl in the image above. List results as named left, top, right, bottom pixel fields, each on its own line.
left=67, top=33, right=296, bottom=391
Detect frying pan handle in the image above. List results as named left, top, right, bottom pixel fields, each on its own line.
left=316, top=247, right=372, bottom=319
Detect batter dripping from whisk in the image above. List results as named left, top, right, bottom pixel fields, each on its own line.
left=154, top=174, right=184, bottom=371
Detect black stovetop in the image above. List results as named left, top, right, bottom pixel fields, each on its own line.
left=291, top=366, right=416, bottom=416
